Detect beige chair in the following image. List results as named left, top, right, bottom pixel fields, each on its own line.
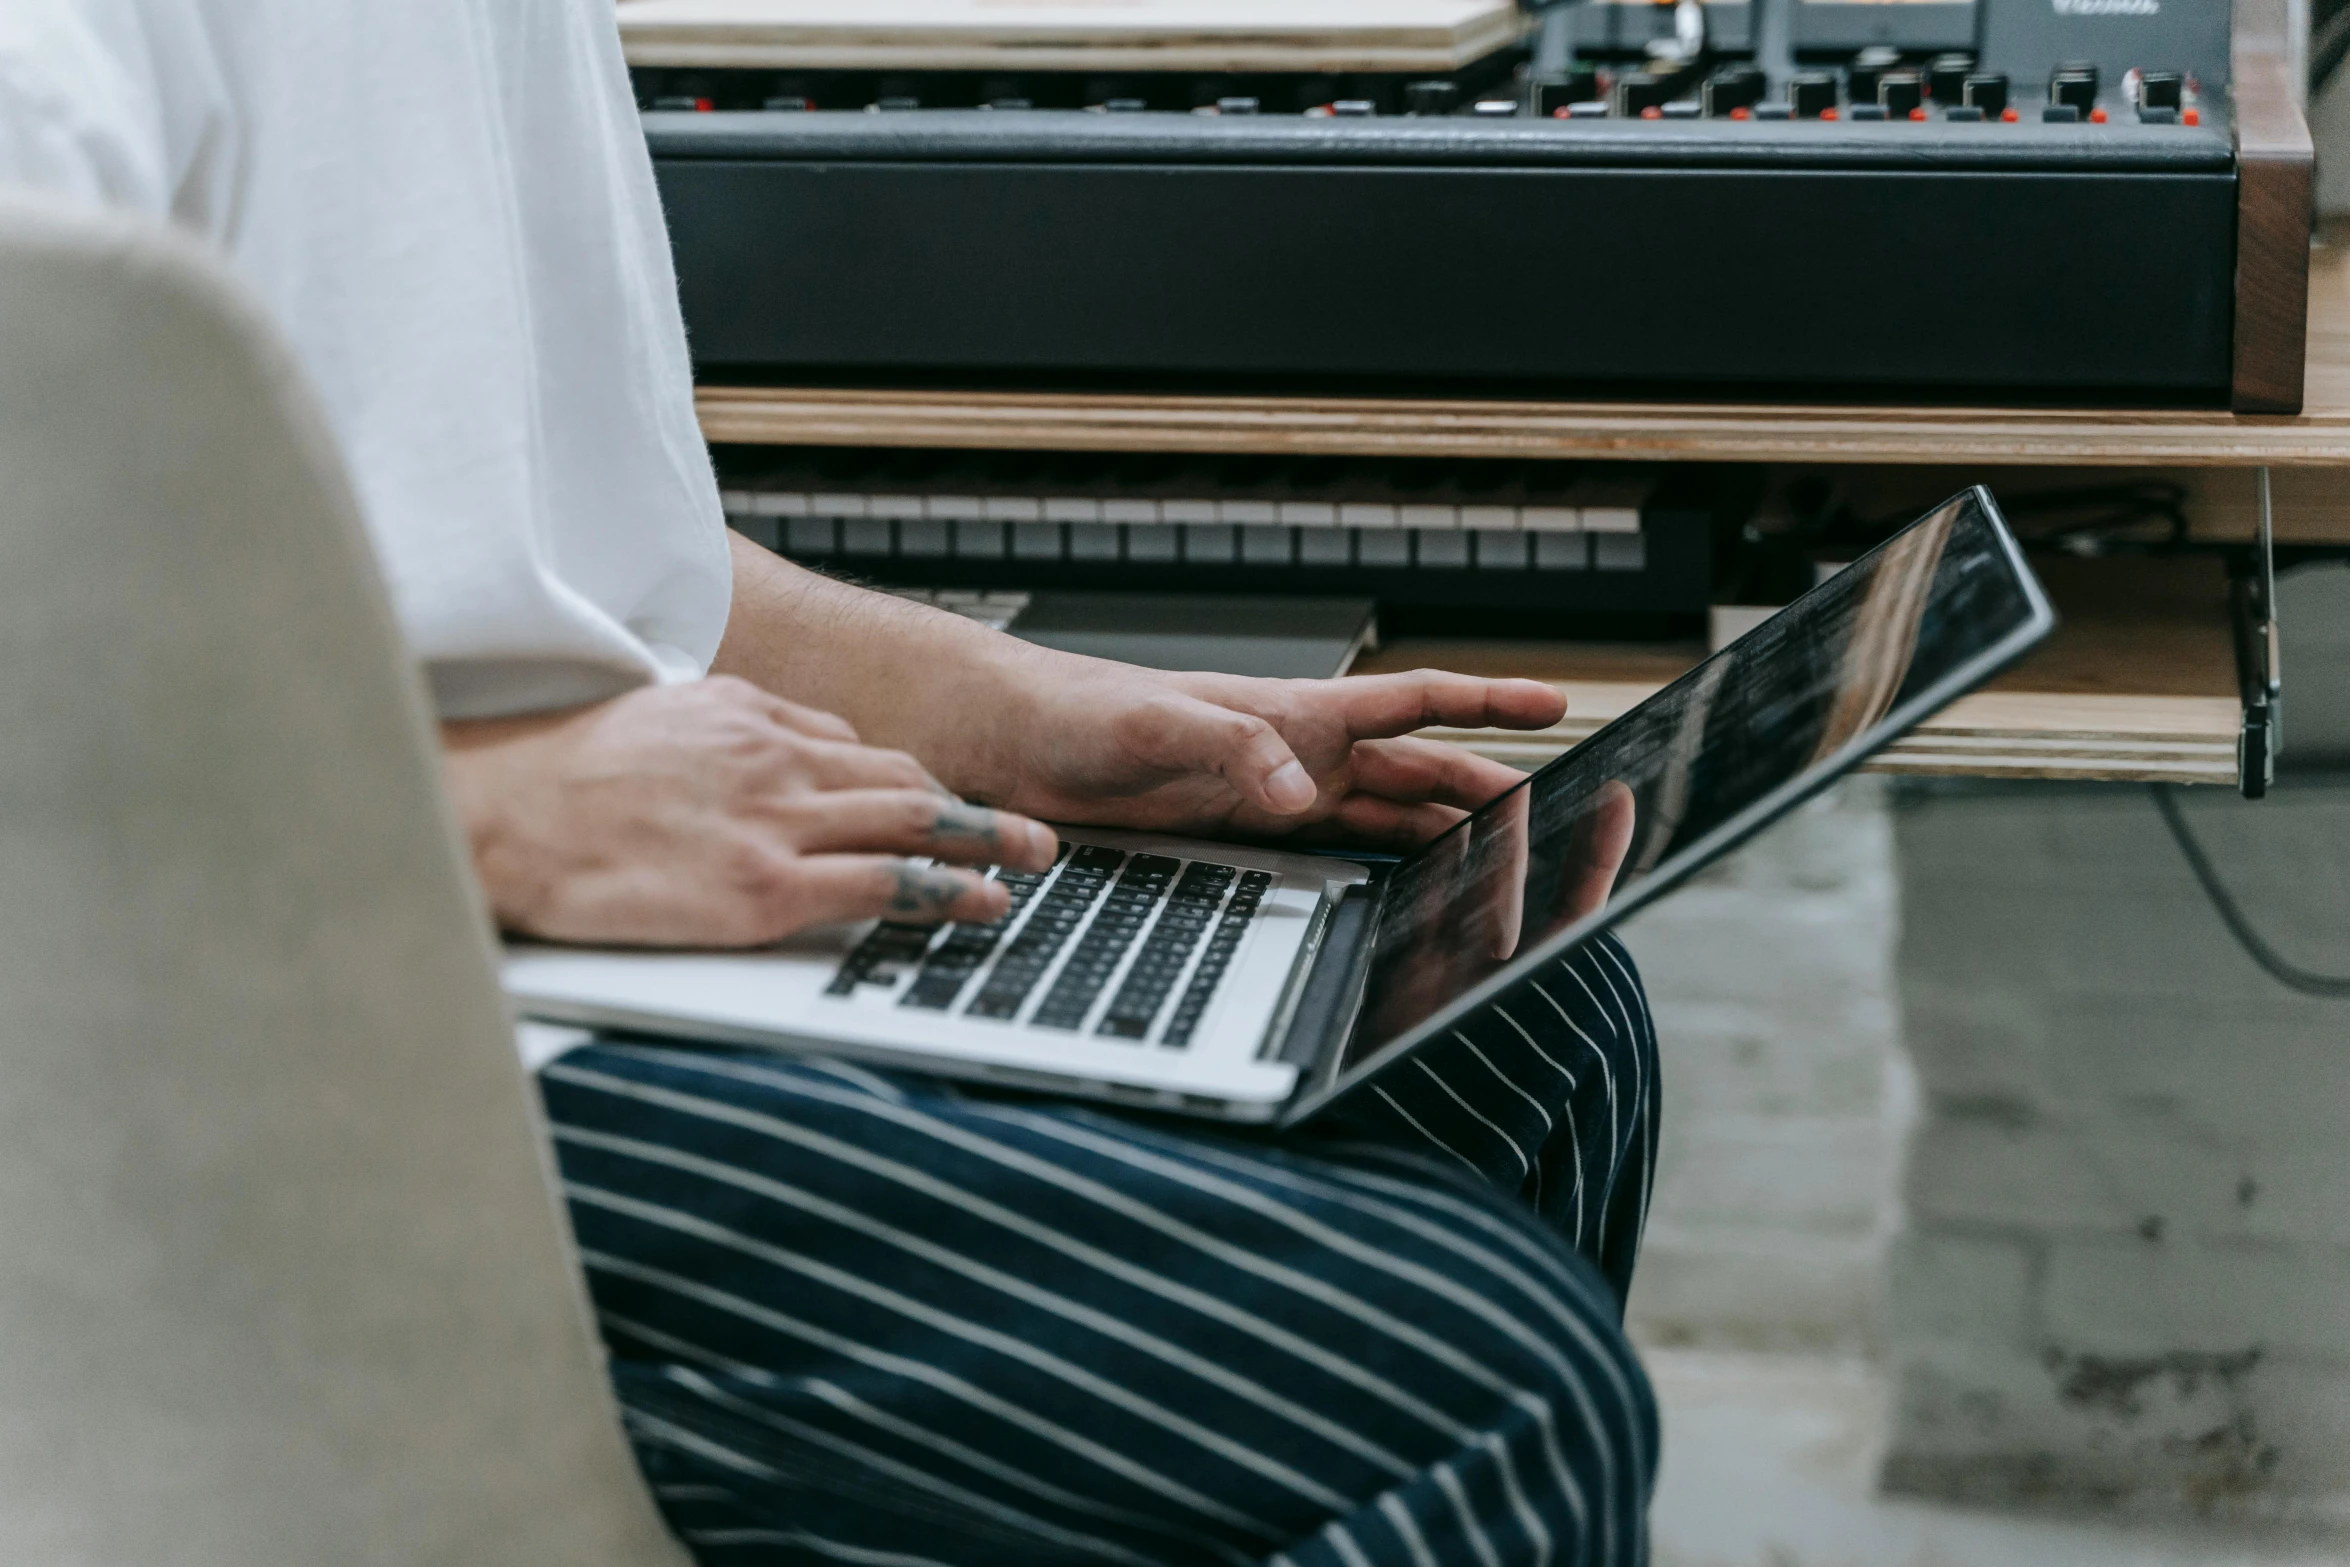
left=0, top=194, right=688, bottom=1565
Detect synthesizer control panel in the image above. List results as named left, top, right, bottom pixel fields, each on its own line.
left=635, top=0, right=2304, bottom=409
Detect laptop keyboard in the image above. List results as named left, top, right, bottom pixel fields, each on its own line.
left=825, top=844, right=1273, bottom=1047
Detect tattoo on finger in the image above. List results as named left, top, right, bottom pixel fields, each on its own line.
left=925, top=802, right=1003, bottom=852
left=889, top=865, right=975, bottom=918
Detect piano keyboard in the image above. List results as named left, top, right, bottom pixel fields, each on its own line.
left=716, top=450, right=1730, bottom=619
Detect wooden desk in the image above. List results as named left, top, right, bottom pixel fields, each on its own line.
left=691, top=211, right=2344, bottom=795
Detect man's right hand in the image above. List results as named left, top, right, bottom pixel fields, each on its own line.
left=441, top=677, right=1060, bottom=948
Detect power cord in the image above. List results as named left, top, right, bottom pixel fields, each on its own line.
left=2151, top=785, right=2350, bottom=999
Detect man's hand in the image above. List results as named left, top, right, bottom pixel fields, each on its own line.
left=442, top=677, right=1058, bottom=947
left=715, top=538, right=1567, bottom=851
left=983, top=659, right=1570, bottom=849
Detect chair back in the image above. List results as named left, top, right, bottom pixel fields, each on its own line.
left=0, top=194, right=687, bottom=1566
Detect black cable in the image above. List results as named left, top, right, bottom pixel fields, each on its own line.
left=2151, top=785, right=2350, bottom=999
left=1831, top=480, right=2190, bottom=556
left=2315, top=0, right=2350, bottom=93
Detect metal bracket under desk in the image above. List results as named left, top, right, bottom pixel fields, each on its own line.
left=2230, top=468, right=2284, bottom=799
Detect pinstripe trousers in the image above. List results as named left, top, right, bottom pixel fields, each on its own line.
left=537, top=932, right=1661, bottom=1567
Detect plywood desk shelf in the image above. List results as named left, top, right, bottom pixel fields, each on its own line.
left=1359, top=558, right=2245, bottom=786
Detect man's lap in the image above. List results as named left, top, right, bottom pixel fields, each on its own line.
left=536, top=934, right=1660, bottom=1567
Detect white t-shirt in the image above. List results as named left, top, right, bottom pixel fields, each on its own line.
left=0, top=0, right=734, bottom=718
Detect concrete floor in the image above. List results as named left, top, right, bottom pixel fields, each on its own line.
left=1647, top=1351, right=2350, bottom=1567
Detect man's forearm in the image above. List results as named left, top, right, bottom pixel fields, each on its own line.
left=710, top=533, right=1053, bottom=801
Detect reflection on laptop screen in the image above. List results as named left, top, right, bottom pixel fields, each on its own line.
left=1344, top=488, right=2047, bottom=1081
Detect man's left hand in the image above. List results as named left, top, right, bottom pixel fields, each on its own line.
left=980, top=660, right=1568, bottom=848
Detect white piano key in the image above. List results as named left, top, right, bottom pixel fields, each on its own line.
left=1533, top=532, right=1590, bottom=570
left=1011, top=522, right=1064, bottom=560
left=1277, top=501, right=1338, bottom=527
left=925, top=494, right=986, bottom=521
left=1161, top=498, right=1218, bottom=525
left=812, top=493, right=870, bottom=518
left=1519, top=505, right=1582, bottom=532
left=752, top=491, right=811, bottom=517
left=719, top=488, right=752, bottom=516
left=1474, top=531, right=1528, bottom=569
left=841, top=518, right=894, bottom=555
left=1240, top=525, right=1294, bottom=565
left=897, top=518, right=952, bottom=556
left=1218, top=499, right=1278, bottom=526
left=1124, top=525, right=1180, bottom=562
left=729, top=515, right=780, bottom=550
left=984, top=495, right=1043, bottom=522
left=1182, top=524, right=1237, bottom=563
left=1356, top=530, right=1412, bottom=567
left=1297, top=527, right=1353, bottom=565
left=1398, top=503, right=1458, bottom=530
left=1102, top=498, right=1161, bottom=525
left=1594, top=533, right=1648, bottom=571
left=1458, top=504, right=1518, bottom=531
left=1339, top=502, right=1400, bottom=529
left=785, top=517, right=837, bottom=555
left=1068, top=523, right=1121, bottom=560
left=952, top=520, right=1007, bottom=557
left=1044, top=496, right=1102, bottom=523
left=1415, top=531, right=1471, bottom=568
left=867, top=494, right=927, bottom=520
left=1571, top=476, right=1650, bottom=534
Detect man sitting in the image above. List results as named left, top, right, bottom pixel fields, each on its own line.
left=1, top=3, right=1661, bottom=1562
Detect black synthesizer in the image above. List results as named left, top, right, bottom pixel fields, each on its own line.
left=632, top=0, right=2311, bottom=411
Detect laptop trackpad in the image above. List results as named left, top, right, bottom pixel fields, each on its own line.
left=1012, top=593, right=1376, bottom=680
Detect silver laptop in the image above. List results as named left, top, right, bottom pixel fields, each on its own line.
left=504, top=487, right=2053, bottom=1126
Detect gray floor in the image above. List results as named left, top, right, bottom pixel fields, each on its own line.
left=1647, top=1350, right=2350, bottom=1567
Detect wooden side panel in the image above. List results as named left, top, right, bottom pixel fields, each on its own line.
left=2233, top=0, right=2316, bottom=414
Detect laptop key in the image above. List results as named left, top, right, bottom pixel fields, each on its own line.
left=899, top=855, right=1056, bottom=1011
left=1033, top=855, right=1180, bottom=1029
left=1159, top=870, right=1271, bottom=1048
left=965, top=847, right=1126, bottom=1020
left=824, top=920, right=938, bottom=996
left=1098, top=860, right=1244, bottom=1041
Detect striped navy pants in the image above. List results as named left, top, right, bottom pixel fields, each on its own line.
left=537, top=932, right=1661, bottom=1567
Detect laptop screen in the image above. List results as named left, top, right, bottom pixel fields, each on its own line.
left=1309, top=487, right=2052, bottom=1112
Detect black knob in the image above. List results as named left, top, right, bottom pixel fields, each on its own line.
left=1877, top=72, right=1924, bottom=118
left=1790, top=71, right=1839, bottom=119
left=1927, top=53, right=1975, bottom=105
left=1535, top=69, right=1602, bottom=116
left=1703, top=65, right=1767, bottom=117
left=1848, top=45, right=1901, bottom=104
left=2137, top=70, right=2185, bottom=111
left=2049, top=67, right=2099, bottom=113
left=1961, top=73, right=2009, bottom=118
left=1614, top=73, right=1675, bottom=116
left=1405, top=79, right=1459, bottom=116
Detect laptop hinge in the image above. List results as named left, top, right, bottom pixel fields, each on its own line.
left=1269, top=883, right=1380, bottom=1072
